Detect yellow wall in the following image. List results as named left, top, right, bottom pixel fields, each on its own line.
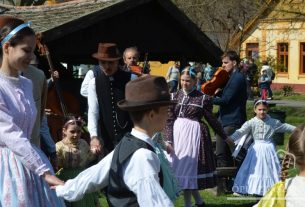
left=240, top=20, right=305, bottom=86
left=144, top=61, right=175, bottom=77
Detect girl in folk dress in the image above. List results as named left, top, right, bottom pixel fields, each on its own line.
left=166, top=67, right=230, bottom=207
left=0, top=16, right=65, bottom=206
left=229, top=100, right=295, bottom=196
left=56, top=116, right=99, bottom=207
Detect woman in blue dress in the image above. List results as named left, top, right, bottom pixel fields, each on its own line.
left=0, top=16, right=65, bottom=206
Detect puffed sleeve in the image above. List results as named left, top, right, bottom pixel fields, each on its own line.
left=0, top=92, right=49, bottom=176
left=56, top=141, right=64, bottom=169
left=230, top=119, right=253, bottom=141
left=274, top=121, right=296, bottom=133
left=80, top=70, right=94, bottom=97
left=79, top=139, right=96, bottom=165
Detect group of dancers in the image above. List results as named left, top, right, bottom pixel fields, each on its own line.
left=1, top=15, right=305, bottom=207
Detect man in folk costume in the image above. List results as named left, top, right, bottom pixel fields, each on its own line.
left=87, top=43, right=133, bottom=154
left=55, top=76, right=176, bottom=207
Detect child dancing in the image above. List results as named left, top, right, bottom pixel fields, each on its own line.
left=229, top=100, right=295, bottom=196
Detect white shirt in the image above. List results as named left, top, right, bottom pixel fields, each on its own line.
left=80, top=70, right=95, bottom=97
left=286, top=176, right=305, bottom=207
left=87, top=72, right=137, bottom=137
left=55, top=128, right=174, bottom=207
left=87, top=77, right=100, bottom=137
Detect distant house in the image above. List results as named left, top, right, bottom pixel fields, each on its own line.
left=230, top=0, right=305, bottom=92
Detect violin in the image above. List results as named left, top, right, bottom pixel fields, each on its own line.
left=130, top=65, right=143, bottom=76
left=201, top=67, right=229, bottom=96
left=129, top=52, right=150, bottom=76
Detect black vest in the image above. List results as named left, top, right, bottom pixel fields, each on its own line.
left=106, top=133, right=163, bottom=207
left=95, top=69, right=133, bottom=152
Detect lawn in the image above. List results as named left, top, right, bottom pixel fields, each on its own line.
left=272, top=90, right=305, bottom=101
left=97, top=99, right=305, bottom=207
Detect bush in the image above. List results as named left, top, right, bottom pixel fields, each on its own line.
left=281, top=85, right=294, bottom=96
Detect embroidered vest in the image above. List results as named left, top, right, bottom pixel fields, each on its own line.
left=95, top=69, right=133, bottom=152
left=107, top=133, right=163, bottom=207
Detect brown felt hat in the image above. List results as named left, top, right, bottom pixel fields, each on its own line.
left=92, top=43, right=121, bottom=61
left=117, top=75, right=176, bottom=111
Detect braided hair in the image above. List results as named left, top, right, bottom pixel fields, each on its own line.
left=280, top=124, right=305, bottom=182
left=181, top=66, right=197, bottom=79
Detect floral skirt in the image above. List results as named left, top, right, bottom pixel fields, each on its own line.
left=0, top=145, right=65, bottom=207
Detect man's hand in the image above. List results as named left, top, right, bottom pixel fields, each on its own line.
left=225, top=138, right=235, bottom=152
left=90, top=136, right=102, bottom=154
left=165, top=142, right=174, bottom=154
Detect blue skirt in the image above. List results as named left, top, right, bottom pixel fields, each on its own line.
left=0, top=145, right=65, bottom=207
left=232, top=140, right=281, bottom=196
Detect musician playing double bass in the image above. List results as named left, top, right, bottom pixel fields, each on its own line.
left=87, top=43, right=134, bottom=156
left=212, top=50, right=247, bottom=193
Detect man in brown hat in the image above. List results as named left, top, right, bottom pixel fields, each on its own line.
left=87, top=43, right=134, bottom=154
left=56, top=75, right=175, bottom=207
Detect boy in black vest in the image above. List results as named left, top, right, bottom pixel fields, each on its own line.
left=55, top=75, right=175, bottom=207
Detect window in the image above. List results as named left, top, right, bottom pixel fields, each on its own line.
left=246, top=43, right=259, bottom=59
left=300, top=43, right=305, bottom=74
left=277, top=43, right=289, bottom=73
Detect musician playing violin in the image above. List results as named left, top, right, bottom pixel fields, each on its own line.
left=88, top=43, right=134, bottom=156
left=122, top=46, right=139, bottom=71
left=212, top=50, right=247, bottom=192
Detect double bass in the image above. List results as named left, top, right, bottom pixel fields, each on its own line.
left=36, top=34, right=87, bottom=143
left=201, top=67, right=229, bottom=96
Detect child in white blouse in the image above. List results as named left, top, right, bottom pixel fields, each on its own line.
left=55, top=76, right=175, bottom=207
left=228, top=100, right=295, bottom=196
left=255, top=124, right=305, bottom=207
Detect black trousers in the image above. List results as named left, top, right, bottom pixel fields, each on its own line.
left=215, top=125, right=240, bottom=167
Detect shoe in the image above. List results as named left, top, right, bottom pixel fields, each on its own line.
left=233, top=192, right=242, bottom=196
left=267, top=97, right=273, bottom=100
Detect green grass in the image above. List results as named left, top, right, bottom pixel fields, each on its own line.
left=272, top=91, right=305, bottom=101
left=99, top=190, right=258, bottom=207
left=97, top=102, right=305, bottom=207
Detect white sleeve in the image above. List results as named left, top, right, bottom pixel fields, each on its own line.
left=275, top=121, right=296, bottom=133
left=80, top=70, right=94, bottom=97
left=0, top=86, right=49, bottom=176
left=87, top=78, right=100, bottom=137
left=55, top=151, right=113, bottom=201
left=123, top=149, right=174, bottom=207
left=230, top=120, right=252, bottom=141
